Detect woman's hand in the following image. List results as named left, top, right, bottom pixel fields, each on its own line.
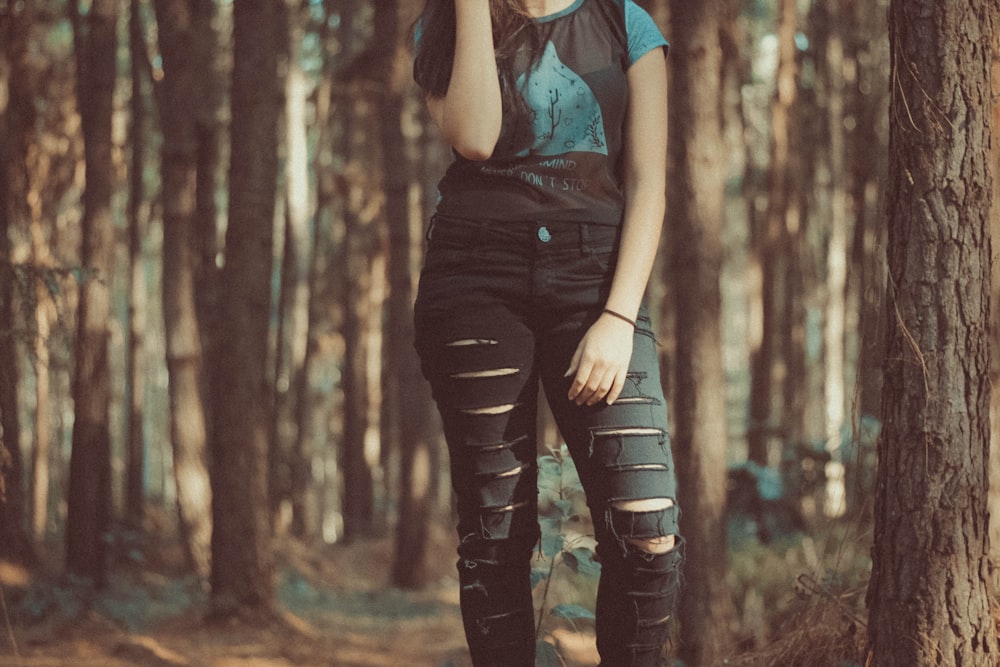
left=565, top=313, right=635, bottom=406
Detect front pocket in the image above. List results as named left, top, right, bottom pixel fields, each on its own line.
left=587, top=246, right=619, bottom=274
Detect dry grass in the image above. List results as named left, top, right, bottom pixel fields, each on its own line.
left=722, top=589, right=867, bottom=667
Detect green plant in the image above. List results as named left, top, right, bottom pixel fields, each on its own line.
left=532, top=444, right=602, bottom=666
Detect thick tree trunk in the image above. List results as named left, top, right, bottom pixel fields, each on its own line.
left=667, top=0, right=736, bottom=662
left=866, top=0, right=999, bottom=663
left=66, top=0, right=117, bottom=583
left=153, top=0, right=214, bottom=579
left=988, top=20, right=1000, bottom=581
left=209, top=0, right=279, bottom=616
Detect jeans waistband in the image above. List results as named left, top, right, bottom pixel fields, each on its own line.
left=426, top=214, right=620, bottom=251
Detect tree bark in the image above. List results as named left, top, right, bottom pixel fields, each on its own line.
left=372, top=0, right=438, bottom=588
left=125, top=0, right=149, bottom=529
left=335, top=0, right=383, bottom=544
left=820, top=0, right=849, bottom=520
left=339, top=188, right=377, bottom=542
left=287, top=0, right=342, bottom=542
left=270, top=0, right=313, bottom=530
left=748, top=0, right=796, bottom=468
left=153, top=0, right=214, bottom=579
left=867, top=0, right=999, bottom=663
left=667, top=0, right=736, bottom=662
left=209, top=0, right=279, bottom=616
left=66, top=0, right=117, bottom=583
left=0, top=0, right=38, bottom=565
left=193, top=0, right=222, bottom=357
left=988, top=16, right=1000, bottom=583
left=846, top=0, right=889, bottom=511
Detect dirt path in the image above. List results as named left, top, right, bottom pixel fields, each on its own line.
left=1, top=538, right=600, bottom=667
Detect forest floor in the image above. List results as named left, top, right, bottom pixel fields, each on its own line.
left=0, top=527, right=602, bottom=667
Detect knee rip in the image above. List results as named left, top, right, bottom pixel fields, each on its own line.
left=599, top=427, right=663, bottom=437
left=614, top=497, right=677, bottom=554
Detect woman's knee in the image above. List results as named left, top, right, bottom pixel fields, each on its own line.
left=612, top=497, right=679, bottom=555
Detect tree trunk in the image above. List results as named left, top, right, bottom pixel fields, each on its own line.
left=339, top=188, right=377, bottom=542
left=66, top=0, right=117, bottom=583
left=153, top=0, right=214, bottom=579
left=819, top=0, right=849, bottom=520
left=371, top=0, right=438, bottom=590
left=0, top=1, right=39, bottom=564
left=336, top=0, right=381, bottom=544
left=30, top=182, right=53, bottom=548
left=209, top=0, right=279, bottom=616
left=988, top=17, right=1000, bottom=582
left=270, top=0, right=312, bottom=530
left=866, top=0, right=999, bottom=663
left=387, top=95, right=438, bottom=589
left=288, top=1, right=341, bottom=541
left=748, top=0, right=796, bottom=468
left=846, top=0, right=888, bottom=511
left=8, top=4, right=58, bottom=550
left=193, top=0, right=222, bottom=358
left=667, top=0, right=736, bottom=662
left=125, top=0, right=149, bottom=530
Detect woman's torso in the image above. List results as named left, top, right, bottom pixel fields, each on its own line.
left=433, top=0, right=664, bottom=226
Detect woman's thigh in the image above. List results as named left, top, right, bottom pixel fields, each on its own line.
left=538, top=308, right=678, bottom=549
left=413, top=223, right=542, bottom=542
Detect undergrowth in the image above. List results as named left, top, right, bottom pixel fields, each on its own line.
left=531, top=443, right=875, bottom=666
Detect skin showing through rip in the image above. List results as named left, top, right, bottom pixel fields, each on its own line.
left=451, top=368, right=519, bottom=379
left=462, top=403, right=517, bottom=415
left=615, top=497, right=676, bottom=553
left=446, top=338, right=498, bottom=346
left=495, top=465, right=523, bottom=478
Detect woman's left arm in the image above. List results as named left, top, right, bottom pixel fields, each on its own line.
left=566, top=47, right=668, bottom=406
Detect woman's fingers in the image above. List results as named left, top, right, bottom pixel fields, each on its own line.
left=566, top=317, right=634, bottom=405
left=571, top=360, right=622, bottom=406
left=605, top=371, right=627, bottom=405
left=567, top=355, right=593, bottom=402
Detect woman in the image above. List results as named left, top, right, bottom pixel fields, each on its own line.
left=412, top=0, right=681, bottom=664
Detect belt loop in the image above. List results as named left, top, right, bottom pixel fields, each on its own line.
left=580, top=223, right=592, bottom=256
left=425, top=216, right=437, bottom=242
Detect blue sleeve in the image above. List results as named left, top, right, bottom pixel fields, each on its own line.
left=625, top=0, right=668, bottom=66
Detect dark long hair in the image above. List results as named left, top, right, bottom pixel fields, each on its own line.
left=412, top=0, right=541, bottom=122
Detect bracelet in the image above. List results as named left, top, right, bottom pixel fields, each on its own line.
left=602, top=308, right=636, bottom=329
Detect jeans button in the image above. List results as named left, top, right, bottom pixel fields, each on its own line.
left=537, top=225, right=552, bottom=242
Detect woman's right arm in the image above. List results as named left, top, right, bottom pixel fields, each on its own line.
left=426, top=0, right=502, bottom=160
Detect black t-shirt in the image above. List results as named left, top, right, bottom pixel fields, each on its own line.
left=430, top=0, right=667, bottom=225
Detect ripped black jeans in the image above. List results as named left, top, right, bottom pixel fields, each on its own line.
left=413, top=215, right=682, bottom=667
